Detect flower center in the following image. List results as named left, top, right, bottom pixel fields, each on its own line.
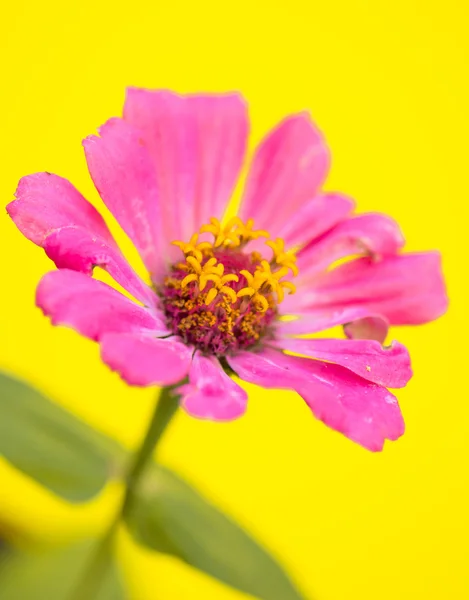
left=158, top=217, right=298, bottom=355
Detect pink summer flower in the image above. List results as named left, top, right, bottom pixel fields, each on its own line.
left=7, top=88, right=447, bottom=451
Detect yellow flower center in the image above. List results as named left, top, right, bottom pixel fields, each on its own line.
left=159, top=217, right=297, bottom=355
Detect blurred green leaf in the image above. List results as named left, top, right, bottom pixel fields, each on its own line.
left=0, top=540, right=126, bottom=600
left=0, top=371, right=123, bottom=502
left=125, top=465, right=307, bottom=600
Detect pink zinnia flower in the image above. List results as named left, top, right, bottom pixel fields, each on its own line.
left=8, top=89, right=447, bottom=451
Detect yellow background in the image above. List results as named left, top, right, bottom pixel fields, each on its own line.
left=0, top=1, right=467, bottom=599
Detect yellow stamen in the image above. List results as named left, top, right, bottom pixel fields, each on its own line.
left=254, top=295, right=269, bottom=312
left=252, top=260, right=296, bottom=304
left=266, top=238, right=299, bottom=275
left=179, top=255, right=225, bottom=291
left=251, top=251, right=263, bottom=263
left=273, top=279, right=296, bottom=303
left=239, top=270, right=256, bottom=287
left=220, top=286, right=238, bottom=303
left=280, top=281, right=296, bottom=294
left=184, top=256, right=220, bottom=275
left=186, top=255, right=202, bottom=274
left=275, top=282, right=295, bottom=303
left=229, top=217, right=270, bottom=244
left=237, top=287, right=256, bottom=298
left=200, top=218, right=228, bottom=247
left=172, top=233, right=212, bottom=262
left=221, top=274, right=239, bottom=284
left=181, top=273, right=198, bottom=288
left=205, top=287, right=219, bottom=305
left=204, top=273, right=240, bottom=305
left=172, top=217, right=297, bottom=314
left=199, top=273, right=221, bottom=291
left=237, top=270, right=272, bottom=312
left=258, top=259, right=289, bottom=280
left=200, top=216, right=269, bottom=248
left=255, top=260, right=289, bottom=289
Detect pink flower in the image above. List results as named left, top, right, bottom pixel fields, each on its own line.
left=8, top=88, right=447, bottom=451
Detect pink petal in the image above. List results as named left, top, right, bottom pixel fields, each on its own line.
left=295, top=252, right=448, bottom=325
left=227, top=349, right=301, bottom=389
left=277, top=192, right=355, bottom=250
left=275, top=338, right=412, bottom=388
left=83, top=118, right=168, bottom=282
left=44, top=226, right=156, bottom=306
left=7, top=173, right=152, bottom=304
left=296, top=368, right=404, bottom=452
left=239, top=113, right=330, bottom=236
left=228, top=349, right=404, bottom=451
left=344, top=316, right=389, bottom=343
left=37, top=269, right=168, bottom=341
left=178, top=352, right=247, bottom=421
left=7, top=173, right=115, bottom=247
left=277, top=307, right=389, bottom=341
left=124, top=88, right=248, bottom=243
left=100, top=333, right=193, bottom=387
left=296, top=213, right=405, bottom=281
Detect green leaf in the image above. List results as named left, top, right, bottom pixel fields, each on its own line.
left=125, top=465, right=307, bottom=600
left=0, top=371, right=123, bottom=502
left=0, top=540, right=126, bottom=600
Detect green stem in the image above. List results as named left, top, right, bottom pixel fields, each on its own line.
left=70, top=386, right=180, bottom=600
left=121, top=386, right=180, bottom=517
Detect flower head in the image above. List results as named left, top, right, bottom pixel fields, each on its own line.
left=7, top=88, right=448, bottom=451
